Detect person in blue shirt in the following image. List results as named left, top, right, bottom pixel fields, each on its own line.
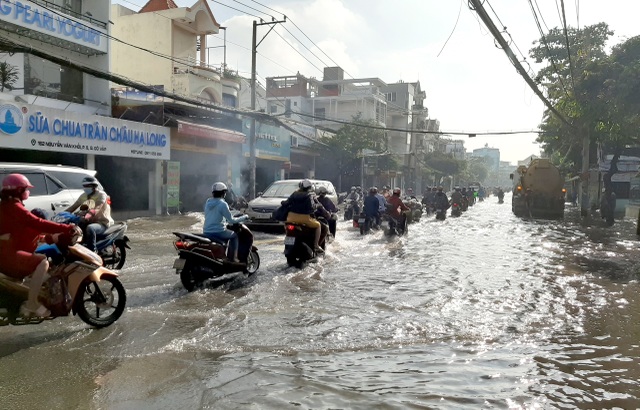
left=363, top=187, right=381, bottom=225
left=203, top=182, right=249, bottom=262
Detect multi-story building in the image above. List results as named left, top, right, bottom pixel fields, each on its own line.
left=0, top=0, right=171, bottom=216
left=445, top=140, right=466, bottom=160
left=111, top=0, right=267, bottom=210
left=473, top=144, right=500, bottom=171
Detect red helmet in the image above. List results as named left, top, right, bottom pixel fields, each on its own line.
left=2, top=173, right=33, bottom=190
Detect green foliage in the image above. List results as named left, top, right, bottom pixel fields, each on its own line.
left=316, top=114, right=387, bottom=178
left=531, top=23, right=640, bottom=172
left=0, top=61, right=19, bottom=92
left=422, top=151, right=464, bottom=178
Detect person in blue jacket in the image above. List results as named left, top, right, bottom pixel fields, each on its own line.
left=203, top=182, right=249, bottom=262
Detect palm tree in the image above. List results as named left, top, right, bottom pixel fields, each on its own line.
left=0, top=61, right=19, bottom=92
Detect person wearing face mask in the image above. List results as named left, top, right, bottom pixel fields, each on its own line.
left=65, top=176, right=113, bottom=252
left=0, top=174, right=77, bottom=318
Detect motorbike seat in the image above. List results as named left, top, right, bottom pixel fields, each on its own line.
left=101, top=222, right=126, bottom=237
left=173, top=232, right=212, bottom=244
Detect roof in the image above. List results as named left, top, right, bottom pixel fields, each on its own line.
left=139, top=0, right=178, bottom=13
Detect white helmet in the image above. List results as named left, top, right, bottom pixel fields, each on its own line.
left=299, top=179, right=312, bottom=190
left=211, top=182, right=228, bottom=192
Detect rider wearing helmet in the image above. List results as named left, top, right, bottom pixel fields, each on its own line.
left=203, top=182, right=250, bottom=263
left=450, top=186, right=463, bottom=205
left=387, top=188, right=410, bottom=219
left=346, top=186, right=361, bottom=202
left=286, top=179, right=324, bottom=253
left=363, top=187, right=381, bottom=225
left=434, top=186, right=450, bottom=210
left=65, top=176, right=113, bottom=252
left=0, top=174, right=76, bottom=318
left=316, top=186, right=338, bottom=238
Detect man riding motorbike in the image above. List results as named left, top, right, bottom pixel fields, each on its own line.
left=286, top=179, right=324, bottom=253
left=65, top=176, right=113, bottom=252
left=346, top=186, right=361, bottom=202
left=0, top=174, right=77, bottom=318
left=434, top=186, right=450, bottom=211
left=316, top=186, right=338, bottom=238
left=497, top=188, right=505, bottom=203
left=203, top=182, right=251, bottom=263
left=373, top=186, right=387, bottom=225
left=387, top=188, right=410, bottom=231
left=450, top=187, right=463, bottom=205
left=363, top=187, right=381, bottom=228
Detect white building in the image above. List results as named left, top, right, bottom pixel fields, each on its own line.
left=0, top=0, right=171, bottom=216
left=473, top=144, right=500, bottom=171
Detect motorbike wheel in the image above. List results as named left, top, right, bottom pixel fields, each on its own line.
left=179, top=263, right=203, bottom=292
left=75, top=276, right=126, bottom=328
left=244, top=250, right=260, bottom=275
left=102, top=243, right=127, bottom=270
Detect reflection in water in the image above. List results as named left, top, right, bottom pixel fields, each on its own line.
left=1, top=198, right=639, bottom=408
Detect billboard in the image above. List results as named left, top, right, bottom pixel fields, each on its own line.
left=0, top=102, right=171, bottom=160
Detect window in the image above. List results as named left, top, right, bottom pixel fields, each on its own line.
left=386, top=92, right=396, bottom=102
left=270, top=105, right=278, bottom=114
left=22, top=172, right=48, bottom=196
left=49, top=171, right=93, bottom=189
left=24, top=55, right=83, bottom=103
left=314, top=108, right=326, bottom=119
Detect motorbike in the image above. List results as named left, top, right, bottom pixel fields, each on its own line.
left=380, top=213, right=408, bottom=236
left=343, top=199, right=362, bottom=223
left=172, top=223, right=259, bottom=292
left=461, top=197, right=469, bottom=212
left=435, top=207, right=447, bottom=220
left=450, top=202, right=461, bottom=217
left=358, top=212, right=378, bottom=235
left=284, top=218, right=328, bottom=268
left=0, top=231, right=127, bottom=328
left=52, top=211, right=130, bottom=270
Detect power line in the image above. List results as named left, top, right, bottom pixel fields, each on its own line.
left=527, top=0, right=571, bottom=98
left=467, top=0, right=574, bottom=129
left=437, top=0, right=463, bottom=57
left=559, top=0, right=577, bottom=91
left=210, top=0, right=264, bottom=20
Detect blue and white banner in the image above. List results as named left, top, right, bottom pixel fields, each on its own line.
left=0, top=0, right=107, bottom=53
left=0, top=102, right=171, bottom=159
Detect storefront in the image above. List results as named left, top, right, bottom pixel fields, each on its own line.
left=171, top=120, right=245, bottom=211
left=285, top=121, right=320, bottom=180
left=242, top=120, right=291, bottom=193
left=0, top=99, right=171, bottom=215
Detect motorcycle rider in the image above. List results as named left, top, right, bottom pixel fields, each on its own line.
left=286, top=179, right=324, bottom=253
left=450, top=187, right=463, bottom=205
left=497, top=187, right=505, bottom=203
left=346, top=186, right=361, bottom=202
left=363, top=187, right=381, bottom=228
left=387, top=188, right=410, bottom=232
left=374, top=186, right=387, bottom=225
left=203, top=182, right=250, bottom=263
left=0, top=174, right=77, bottom=318
left=65, top=176, right=113, bottom=253
left=434, top=186, right=450, bottom=211
left=381, top=185, right=391, bottom=199
left=316, top=186, right=338, bottom=238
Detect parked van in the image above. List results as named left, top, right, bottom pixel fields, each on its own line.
left=0, top=163, right=99, bottom=214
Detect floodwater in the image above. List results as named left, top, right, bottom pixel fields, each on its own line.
left=2, top=194, right=640, bottom=409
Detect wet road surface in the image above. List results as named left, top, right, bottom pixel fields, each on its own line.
left=1, top=194, right=639, bottom=409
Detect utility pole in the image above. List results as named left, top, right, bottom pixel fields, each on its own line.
left=249, top=18, right=286, bottom=199
left=580, top=129, right=590, bottom=218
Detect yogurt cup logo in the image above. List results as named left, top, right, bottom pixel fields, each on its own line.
left=0, top=104, right=23, bottom=135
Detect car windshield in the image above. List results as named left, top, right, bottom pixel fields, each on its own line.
left=262, top=182, right=301, bottom=198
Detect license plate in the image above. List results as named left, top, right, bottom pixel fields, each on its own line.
left=173, top=258, right=186, bottom=270
left=381, top=221, right=389, bottom=229
left=284, top=236, right=296, bottom=245
left=253, top=213, right=272, bottom=219
left=358, top=218, right=365, bottom=224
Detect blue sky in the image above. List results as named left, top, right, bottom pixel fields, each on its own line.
left=113, top=0, right=640, bottom=163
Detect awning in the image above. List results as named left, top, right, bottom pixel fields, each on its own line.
left=177, top=120, right=245, bottom=144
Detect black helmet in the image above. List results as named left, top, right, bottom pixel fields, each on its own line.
left=82, top=176, right=99, bottom=187
left=31, top=208, right=49, bottom=220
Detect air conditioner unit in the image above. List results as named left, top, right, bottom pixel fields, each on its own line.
left=290, top=135, right=298, bottom=147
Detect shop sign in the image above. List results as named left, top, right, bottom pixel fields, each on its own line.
left=166, top=161, right=180, bottom=209
left=0, top=103, right=170, bottom=159
left=241, top=120, right=290, bottom=161
left=0, top=0, right=108, bottom=53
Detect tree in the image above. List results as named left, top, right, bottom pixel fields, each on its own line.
left=0, top=61, right=18, bottom=92
left=315, top=114, right=386, bottom=189
left=421, top=151, right=464, bottom=186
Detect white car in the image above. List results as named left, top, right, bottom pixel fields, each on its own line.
left=246, top=179, right=338, bottom=230
left=0, top=163, right=99, bottom=215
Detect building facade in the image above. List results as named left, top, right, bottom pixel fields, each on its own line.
left=0, top=0, right=171, bottom=216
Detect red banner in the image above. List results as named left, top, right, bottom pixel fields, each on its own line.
left=177, top=121, right=246, bottom=143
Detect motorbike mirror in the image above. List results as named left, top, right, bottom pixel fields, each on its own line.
left=257, top=192, right=263, bottom=197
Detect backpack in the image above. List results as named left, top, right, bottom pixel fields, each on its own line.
left=273, top=200, right=290, bottom=222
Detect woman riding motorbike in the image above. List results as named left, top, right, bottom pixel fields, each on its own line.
left=203, top=182, right=250, bottom=263
left=0, top=174, right=77, bottom=318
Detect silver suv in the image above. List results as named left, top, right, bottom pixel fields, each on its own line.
left=0, top=163, right=99, bottom=214
left=246, top=179, right=338, bottom=230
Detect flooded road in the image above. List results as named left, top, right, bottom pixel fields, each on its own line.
left=2, top=195, right=640, bottom=409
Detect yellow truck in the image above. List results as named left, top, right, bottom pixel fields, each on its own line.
left=511, top=159, right=566, bottom=218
